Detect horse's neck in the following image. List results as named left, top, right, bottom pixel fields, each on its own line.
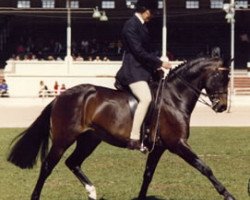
left=164, top=76, right=202, bottom=115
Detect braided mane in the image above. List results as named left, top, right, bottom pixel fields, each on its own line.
left=167, top=56, right=221, bottom=80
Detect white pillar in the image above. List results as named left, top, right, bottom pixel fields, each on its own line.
left=227, top=0, right=235, bottom=112
left=65, top=0, right=72, bottom=73
left=230, top=0, right=235, bottom=95
left=161, top=0, right=168, bottom=61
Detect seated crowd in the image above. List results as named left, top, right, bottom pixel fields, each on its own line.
left=10, top=36, right=123, bottom=62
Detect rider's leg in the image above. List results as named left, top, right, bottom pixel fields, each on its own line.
left=128, top=81, right=152, bottom=149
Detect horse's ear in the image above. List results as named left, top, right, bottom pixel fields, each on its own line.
left=211, top=46, right=221, bottom=58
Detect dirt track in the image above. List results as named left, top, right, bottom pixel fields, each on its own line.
left=0, top=97, right=249, bottom=128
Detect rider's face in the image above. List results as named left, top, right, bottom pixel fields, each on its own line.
left=142, top=10, right=154, bottom=22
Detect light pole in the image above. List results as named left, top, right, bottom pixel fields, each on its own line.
left=223, top=0, right=235, bottom=112
left=162, top=0, right=167, bottom=59
left=64, top=2, right=108, bottom=73
left=65, top=0, right=72, bottom=66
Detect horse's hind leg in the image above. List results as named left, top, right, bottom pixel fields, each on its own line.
left=31, top=144, right=69, bottom=200
left=174, top=140, right=236, bottom=200
left=65, top=131, right=101, bottom=200
left=138, top=146, right=165, bottom=200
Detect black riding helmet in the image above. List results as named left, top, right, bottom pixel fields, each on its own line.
left=136, top=0, right=158, bottom=13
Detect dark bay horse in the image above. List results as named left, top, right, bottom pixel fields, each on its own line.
left=8, top=57, right=236, bottom=200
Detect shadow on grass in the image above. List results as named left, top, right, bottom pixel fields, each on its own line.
left=99, top=196, right=167, bottom=200
left=131, top=196, right=167, bottom=200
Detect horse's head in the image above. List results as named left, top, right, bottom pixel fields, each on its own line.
left=167, top=57, right=230, bottom=113
left=203, top=59, right=230, bottom=112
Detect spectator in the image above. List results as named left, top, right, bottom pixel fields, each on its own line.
left=47, top=55, right=55, bottom=60
left=75, top=53, right=84, bottom=61
left=103, top=56, right=110, bottom=61
left=9, top=54, right=17, bottom=60
left=56, top=56, right=63, bottom=61
left=15, top=55, right=21, bottom=60
left=89, top=38, right=98, bottom=55
left=23, top=54, right=29, bottom=60
left=26, top=37, right=34, bottom=53
left=72, top=40, right=78, bottom=55
left=81, top=39, right=89, bottom=54
left=54, top=41, right=63, bottom=57
left=39, top=80, right=48, bottom=97
left=0, top=79, right=9, bottom=97
left=54, top=81, right=59, bottom=95
left=60, top=83, right=66, bottom=94
left=87, top=56, right=93, bottom=61
left=31, top=54, right=38, bottom=60
left=16, top=44, right=25, bottom=56
left=93, top=56, right=101, bottom=62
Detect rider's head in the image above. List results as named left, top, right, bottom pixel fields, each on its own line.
left=136, top=0, right=158, bottom=22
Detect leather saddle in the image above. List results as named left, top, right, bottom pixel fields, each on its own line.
left=114, top=78, right=164, bottom=147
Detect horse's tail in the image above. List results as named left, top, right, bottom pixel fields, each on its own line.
left=7, top=101, right=53, bottom=169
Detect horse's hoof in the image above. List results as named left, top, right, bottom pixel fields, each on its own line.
left=31, top=194, right=40, bottom=200
left=137, top=196, right=146, bottom=200
left=224, top=194, right=236, bottom=200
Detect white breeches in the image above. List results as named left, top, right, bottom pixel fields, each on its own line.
left=129, top=81, right=152, bottom=140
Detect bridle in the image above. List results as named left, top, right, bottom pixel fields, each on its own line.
left=168, top=67, right=229, bottom=109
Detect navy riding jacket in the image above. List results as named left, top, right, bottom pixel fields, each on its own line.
left=116, top=15, right=162, bottom=85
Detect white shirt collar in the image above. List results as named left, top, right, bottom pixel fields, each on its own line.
left=135, top=13, right=145, bottom=24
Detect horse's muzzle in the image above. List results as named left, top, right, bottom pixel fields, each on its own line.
left=212, top=99, right=227, bottom=113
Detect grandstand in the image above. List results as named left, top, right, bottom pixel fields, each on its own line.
left=0, top=0, right=249, bottom=96
left=0, top=0, right=249, bottom=67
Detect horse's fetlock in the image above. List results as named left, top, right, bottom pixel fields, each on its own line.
left=203, top=166, right=212, bottom=176
left=31, top=193, right=40, bottom=200
left=85, top=184, right=97, bottom=200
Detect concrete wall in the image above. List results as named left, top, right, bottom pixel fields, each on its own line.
left=4, top=60, right=122, bottom=97
left=4, top=60, right=182, bottom=97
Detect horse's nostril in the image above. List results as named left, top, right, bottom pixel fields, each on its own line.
left=216, top=104, right=227, bottom=112
left=221, top=105, right=227, bottom=111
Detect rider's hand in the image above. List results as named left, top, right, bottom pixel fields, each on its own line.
left=161, top=61, right=172, bottom=69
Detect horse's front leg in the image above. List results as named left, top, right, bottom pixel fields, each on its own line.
left=173, top=139, right=236, bottom=200
left=138, top=146, right=165, bottom=200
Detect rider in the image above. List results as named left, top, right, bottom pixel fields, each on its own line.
left=115, top=0, right=171, bottom=151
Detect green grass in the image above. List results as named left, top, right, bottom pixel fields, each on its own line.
left=0, top=127, right=249, bottom=200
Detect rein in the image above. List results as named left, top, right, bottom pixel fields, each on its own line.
left=149, top=73, right=213, bottom=153
left=149, top=71, right=212, bottom=153
left=169, top=71, right=213, bottom=108
left=147, top=77, right=165, bottom=153
left=169, top=66, right=229, bottom=108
